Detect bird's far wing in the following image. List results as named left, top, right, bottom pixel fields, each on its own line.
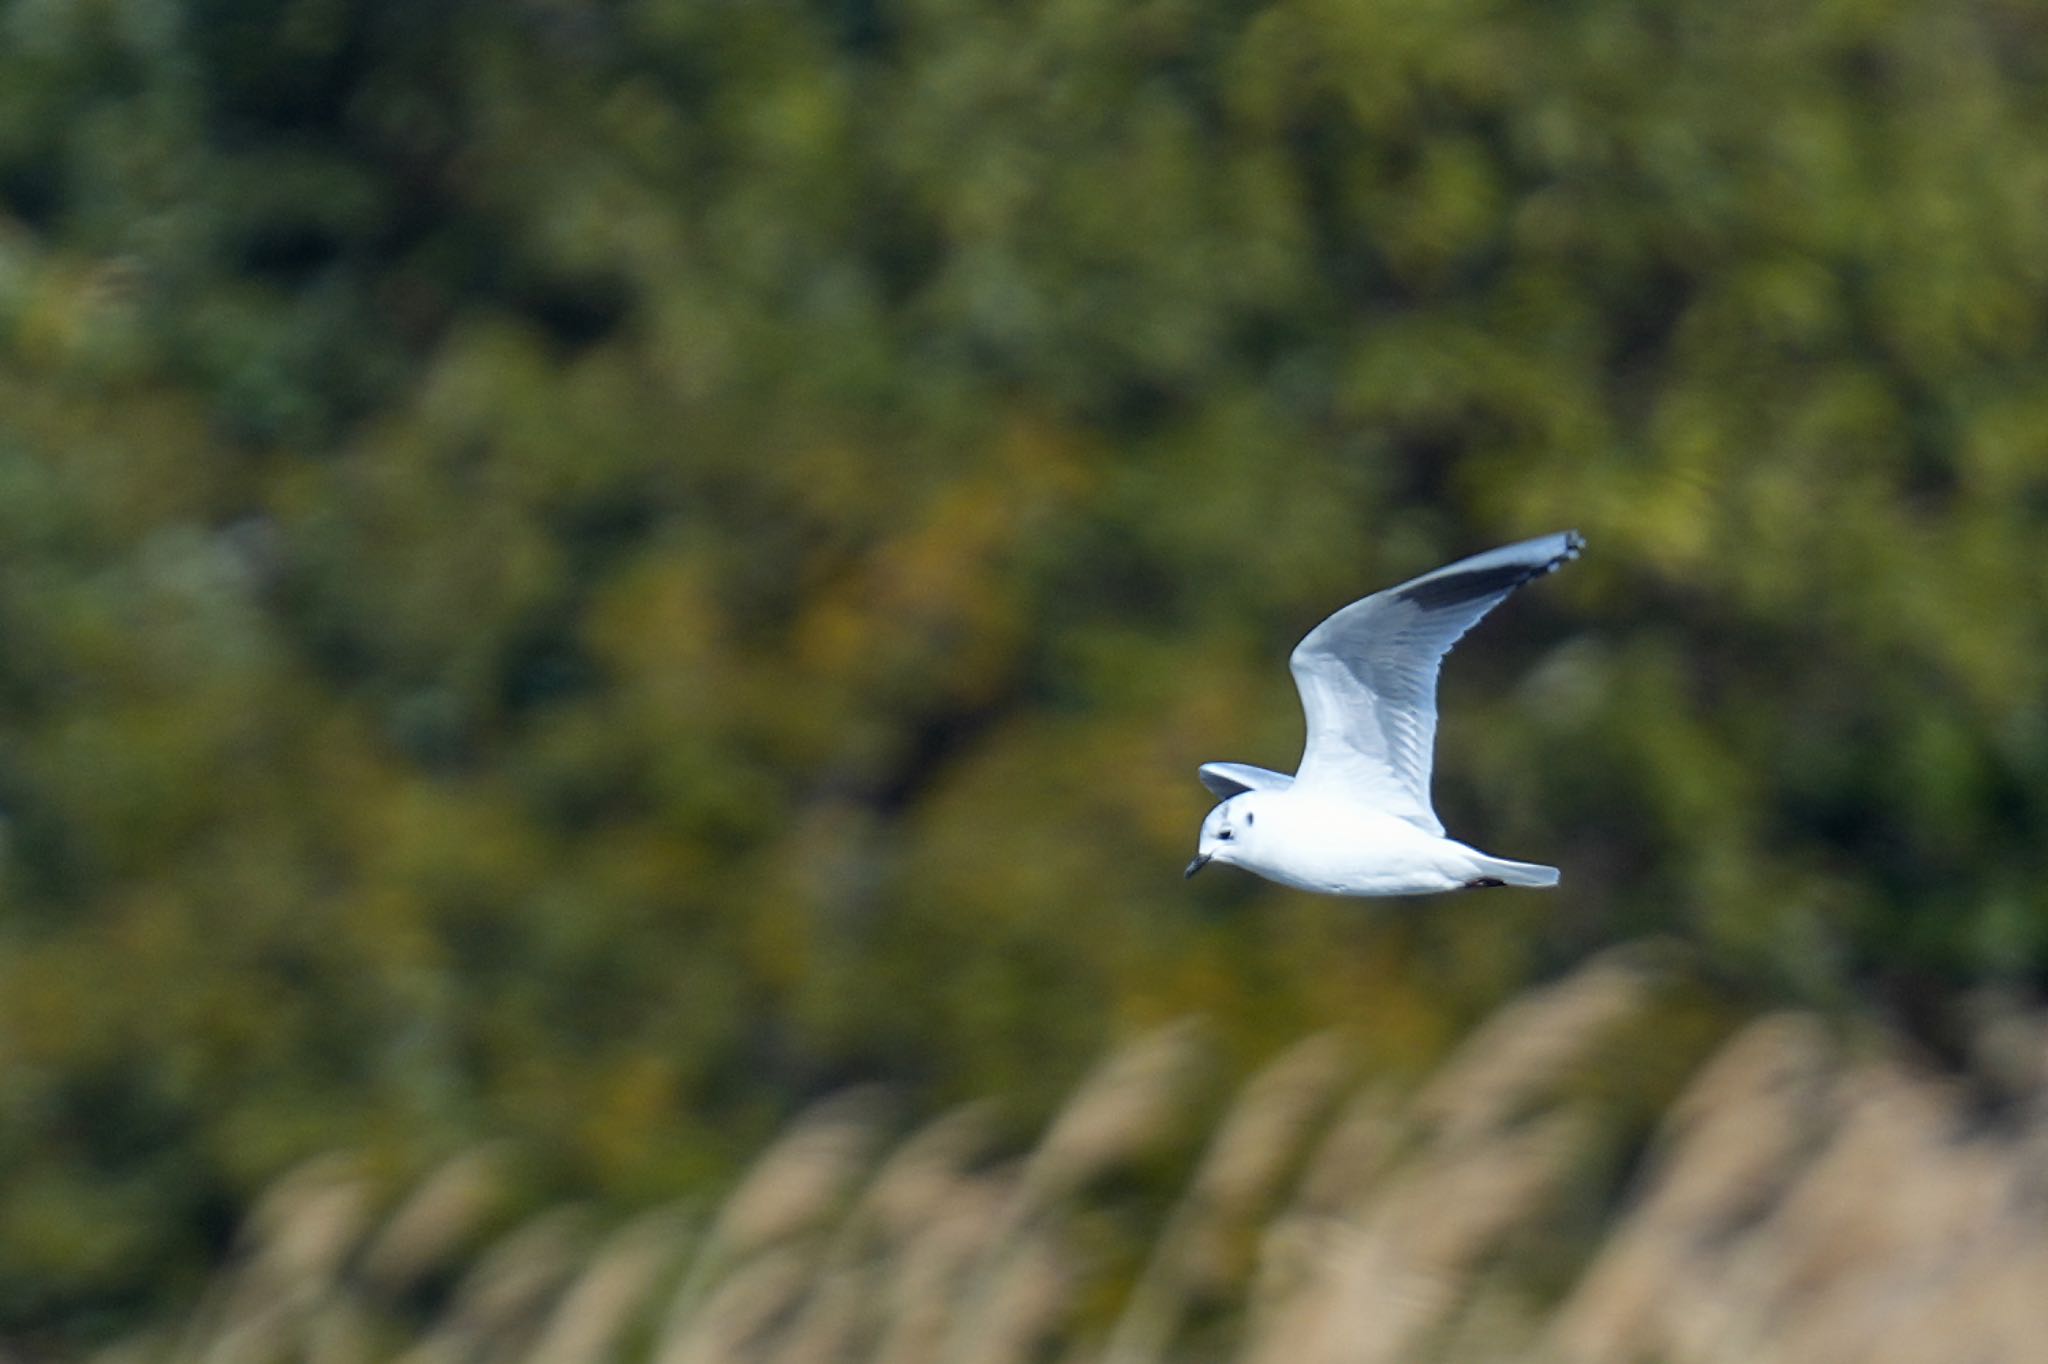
left=1197, top=762, right=1295, bottom=800
left=1287, top=530, right=1583, bottom=832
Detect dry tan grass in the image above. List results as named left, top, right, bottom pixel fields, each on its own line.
left=60, top=954, right=2048, bottom=1364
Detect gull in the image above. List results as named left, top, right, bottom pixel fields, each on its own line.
left=1185, top=530, right=1583, bottom=896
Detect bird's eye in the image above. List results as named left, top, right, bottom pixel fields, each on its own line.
left=1219, top=828, right=1234, bottom=841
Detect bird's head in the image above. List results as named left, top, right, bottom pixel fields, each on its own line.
left=1186, top=794, right=1265, bottom=879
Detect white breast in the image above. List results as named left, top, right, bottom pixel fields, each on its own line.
left=1240, top=792, right=1479, bottom=896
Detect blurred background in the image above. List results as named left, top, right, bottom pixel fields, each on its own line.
left=5, top=0, right=2048, bottom=1359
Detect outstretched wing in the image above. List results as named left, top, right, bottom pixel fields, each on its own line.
left=1287, top=531, right=1583, bottom=832
left=1197, top=762, right=1295, bottom=800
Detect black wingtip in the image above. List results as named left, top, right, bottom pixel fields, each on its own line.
left=1393, top=530, right=1584, bottom=611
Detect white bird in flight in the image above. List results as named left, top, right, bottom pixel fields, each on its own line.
left=1185, top=530, right=1583, bottom=897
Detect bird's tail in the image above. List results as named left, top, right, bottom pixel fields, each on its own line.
left=1469, top=855, right=1560, bottom=889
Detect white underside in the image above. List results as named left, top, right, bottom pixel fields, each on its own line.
left=1213, top=789, right=1549, bottom=897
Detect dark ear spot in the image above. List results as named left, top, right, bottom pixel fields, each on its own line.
left=1245, top=812, right=1255, bottom=827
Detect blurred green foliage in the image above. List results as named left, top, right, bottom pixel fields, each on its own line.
left=4, top=0, right=2048, bottom=1343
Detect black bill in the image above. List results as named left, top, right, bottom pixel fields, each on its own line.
left=1183, top=854, right=1211, bottom=879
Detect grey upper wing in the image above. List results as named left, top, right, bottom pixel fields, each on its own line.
left=1197, top=762, right=1295, bottom=800
left=1286, top=531, right=1583, bottom=832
